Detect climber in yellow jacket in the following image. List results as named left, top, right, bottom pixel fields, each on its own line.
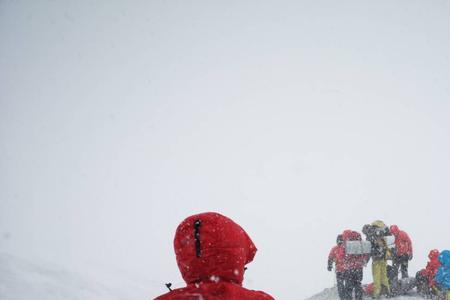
left=371, top=230, right=390, bottom=298
left=362, top=221, right=392, bottom=298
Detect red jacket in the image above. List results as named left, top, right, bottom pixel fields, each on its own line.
left=154, top=212, right=274, bottom=300
left=342, top=230, right=369, bottom=270
left=329, top=245, right=346, bottom=273
left=363, top=283, right=375, bottom=296
left=421, top=250, right=441, bottom=288
left=393, top=231, right=413, bottom=257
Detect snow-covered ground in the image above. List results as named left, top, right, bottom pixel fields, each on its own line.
left=1, top=251, right=429, bottom=300
left=0, top=252, right=158, bottom=300
left=306, top=286, right=424, bottom=300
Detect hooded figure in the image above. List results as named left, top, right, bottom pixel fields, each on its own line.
left=390, top=225, right=413, bottom=279
left=341, top=230, right=368, bottom=300
left=416, top=249, right=441, bottom=296
left=436, top=250, right=450, bottom=300
left=425, top=250, right=441, bottom=288
left=154, top=212, right=274, bottom=300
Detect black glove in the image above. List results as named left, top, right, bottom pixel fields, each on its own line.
left=327, top=259, right=333, bottom=271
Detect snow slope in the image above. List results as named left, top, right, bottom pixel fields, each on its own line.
left=306, top=286, right=424, bottom=300
left=2, top=251, right=430, bottom=300
left=0, top=253, right=156, bottom=300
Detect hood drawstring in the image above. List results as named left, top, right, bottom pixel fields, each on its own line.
left=165, top=283, right=172, bottom=291
left=194, top=219, right=202, bottom=258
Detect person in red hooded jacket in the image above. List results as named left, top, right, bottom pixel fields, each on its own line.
left=154, top=212, right=274, bottom=300
left=416, top=249, right=441, bottom=296
left=328, top=234, right=346, bottom=300
left=389, top=225, right=413, bottom=279
left=341, top=230, right=369, bottom=300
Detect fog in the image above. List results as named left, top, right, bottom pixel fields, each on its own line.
left=1, top=1, right=450, bottom=299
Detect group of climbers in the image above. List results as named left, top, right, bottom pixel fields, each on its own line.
left=416, top=249, right=450, bottom=300
left=328, top=220, right=450, bottom=300
left=328, top=221, right=414, bottom=299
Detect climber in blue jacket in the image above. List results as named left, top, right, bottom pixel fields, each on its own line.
left=436, top=250, right=450, bottom=300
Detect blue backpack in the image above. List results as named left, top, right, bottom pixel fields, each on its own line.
left=436, top=250, right=450, bottom=289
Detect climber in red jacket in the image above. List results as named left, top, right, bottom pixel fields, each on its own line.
left=154, top=212, right=274, bottom=300
left=390, top=225, right=413, bottom=279
left=416, top=249, right=441, bottom=296
left=341, top=230, right=369, bottom=300
left=328, top=234, right=346, bottom=300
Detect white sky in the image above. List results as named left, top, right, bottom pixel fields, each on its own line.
left=1, top=1, right=450, bottom=299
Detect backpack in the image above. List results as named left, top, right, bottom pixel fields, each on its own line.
left=345, top=231, right=371, bottom=255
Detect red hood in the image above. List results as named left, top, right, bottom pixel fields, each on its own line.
left=342, top=230, right=352, bottom=241
left=429, top=249, right=440, bottom=261
left=174, top=212, right=257, bottom=285
left=342, top=230, right=361, bottom=241
left=426, top=250, right=441, bottom=273
left=390, top=225, right=399, bottom=236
